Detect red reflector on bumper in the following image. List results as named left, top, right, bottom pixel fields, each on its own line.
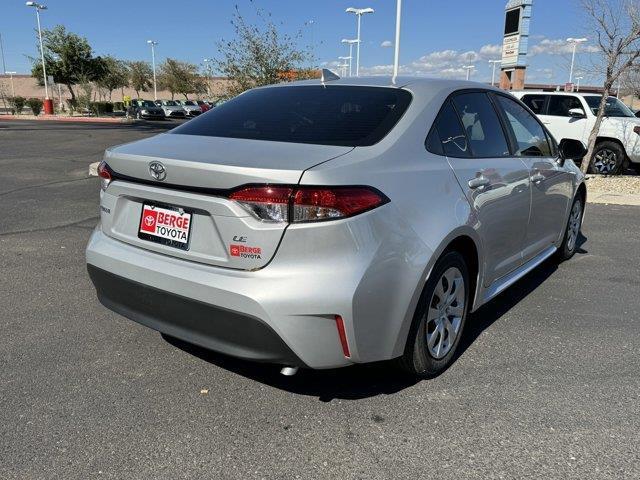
left=335, top=315, right=351, bottom=358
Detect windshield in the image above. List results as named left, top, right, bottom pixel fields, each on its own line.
left=584, top=96, right=635, bottom=117
left=141, top=101, right=156, bottom=107
left=171, top=85, right=413, bottom=147
left=163, top=101, right=177, bottom=106
left=184, top=101, right=196, bottom=106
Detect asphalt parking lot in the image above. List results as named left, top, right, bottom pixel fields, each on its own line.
left=1, top=120, right=639, bottom=479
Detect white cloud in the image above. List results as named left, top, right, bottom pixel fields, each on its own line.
left=530, top=38, right=599, bottom=56
left=360, top=44, right=500, bottom=79
left=381, top=40, right=393, bottom=48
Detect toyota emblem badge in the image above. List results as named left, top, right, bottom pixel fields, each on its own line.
left=149, top=161, right=166, bottom=181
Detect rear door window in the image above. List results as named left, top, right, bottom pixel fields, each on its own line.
left=427, top=100, right=471, bottom=157
left=521, top=94, right=547, bottom=114
left=451, top=92, right=511, bottom=158
left=171, top=86, right=412, bottom=147
left=547, top=95, right=585, bottom=117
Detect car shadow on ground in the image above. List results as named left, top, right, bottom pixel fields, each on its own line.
left=164, top=233, right=588, bottom=402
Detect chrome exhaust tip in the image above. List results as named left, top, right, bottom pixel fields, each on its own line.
left=280, top=366, right=299, bottom=376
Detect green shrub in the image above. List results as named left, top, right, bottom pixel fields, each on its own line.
left=27, top=98, right=44, bottom=116
left=9, top=96, right=26, bottom=115
left=66, top=98, right=78, bottom=115
left=89, top=101, right=114, bottom=116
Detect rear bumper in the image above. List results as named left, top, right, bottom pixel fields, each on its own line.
left=88, top=265, right=304, bottom=366
left=86, top=202, right=428, bottom=369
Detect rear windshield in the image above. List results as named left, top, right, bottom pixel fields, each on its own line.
left=170, top=85, right=412, bottom=146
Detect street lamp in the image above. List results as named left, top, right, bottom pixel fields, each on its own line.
left=392, top=0, right=402, bottom=82
left=489, top=59, right=501, bottom=87
left=345, top=7, right=374, bottom=76
left=5, top=71, right=16, bottom=98
left=203, top=58, right=213, bottom=96
left=338, top=56, right=352, bottom=77
left=147, top=40, right=158, bottom=100
left=26, top=1, right=52, bottom=114
left=575, top=76, right=583, bottom=92
left=341, top=39, right=358, bottom=77
left=463, top=65, right=474, bottom=81
left=566, top=37, right=587, bottom=84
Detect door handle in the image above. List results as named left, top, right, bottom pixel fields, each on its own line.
left=531, top=172, right=545, bottom=184
left=468, top=176, right=491, bottom=189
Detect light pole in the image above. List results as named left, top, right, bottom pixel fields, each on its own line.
left=338, top=56, right=351, bottom=77
left=345, top=7, right=374, bottom=76
left=392, top=0, right=402, bottom=82
left=463, top=65, right=474, bottom=81
left=26, top=2, right=52, bottom=114
left=575, top=76, right=583, bottom=92
left=566, top=37, right=587, bottom=84
left=489, top=60, right=501, bottom=86
left=5, top=71, right=16, bottom=98
left=147, top=40, right=158, bottom=100
left=341, top=39, right=358, bottom=77
left=203, top=58, right=212, bottom=96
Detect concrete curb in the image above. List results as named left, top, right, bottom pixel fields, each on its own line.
left=89, top=162, right=99, bottom=177
left=1, top=114, right=133, bottom=124
left=587, top=192, right=640, bottom=206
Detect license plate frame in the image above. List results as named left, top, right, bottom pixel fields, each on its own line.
left=138, top=202, right=193, bottom=251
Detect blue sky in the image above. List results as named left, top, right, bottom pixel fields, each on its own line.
left=0, top=0, right=601, bottom=85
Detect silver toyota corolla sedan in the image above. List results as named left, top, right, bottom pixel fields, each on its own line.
left=87, top=75, right=587, bottom=377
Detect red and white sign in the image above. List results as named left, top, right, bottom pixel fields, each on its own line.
left=139, top=204, right=191, bottom=245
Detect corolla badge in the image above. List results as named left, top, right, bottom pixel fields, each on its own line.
left=148, top=161, right=166, bottom=181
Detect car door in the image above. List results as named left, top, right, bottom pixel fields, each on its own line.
left=494, top=94, right=573, bottom=261
left=535, top=94, right=588, bottom=144
left=430, top=92, right=531, bottom=286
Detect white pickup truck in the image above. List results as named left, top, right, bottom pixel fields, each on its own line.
left=512, top=91, right=640, bottom=174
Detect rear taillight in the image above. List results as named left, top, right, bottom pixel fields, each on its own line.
left=97, top=161, right=112, bottom=191
left=229, top=186, right=293, bottom=223
left=229, top=185, right=388, bottom=223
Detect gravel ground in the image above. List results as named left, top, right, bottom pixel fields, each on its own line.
left=585, top=174, right=640, bottom=195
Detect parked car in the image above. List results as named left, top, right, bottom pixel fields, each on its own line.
left=512, top=91, right=640, bottom=174
left=175, top=100, right=202, bottom=117
left=88, top=75, right=586, bottom=377
left=129, top=100, right=165, bottom=120
left=155, top=100, right=186, bottom=119
left=196, top=100, right=210, bottom=113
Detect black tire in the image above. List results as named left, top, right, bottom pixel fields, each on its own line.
left=589, top=141, right=625, bottom=175
left=555, top=195, right=584, bottom=261
left=398, top=251, right=470, bottom=378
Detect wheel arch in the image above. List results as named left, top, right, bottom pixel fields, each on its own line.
left=393, top=228, right=483, bottom=358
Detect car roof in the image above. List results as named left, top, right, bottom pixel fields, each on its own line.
left=262, top=75, right=503, bottom=99
left=512, top=90, right=601, bottom=97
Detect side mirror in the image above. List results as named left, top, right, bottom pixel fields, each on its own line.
left=568, top=108, right=586, bottom=119
left=558, top=138, right=587, bottom=163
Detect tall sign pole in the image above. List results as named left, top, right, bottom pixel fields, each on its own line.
left=499, top=0, right=533, bottom=90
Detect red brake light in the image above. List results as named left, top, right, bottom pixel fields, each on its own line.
left=97, top=161, right=112, bottom=191
left=293, top=187, right=386, bottom=222
left=228, top=185, right=387, bottom=223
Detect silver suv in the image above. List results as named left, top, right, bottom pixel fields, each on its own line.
left=87, top=76, right=587, bottom=377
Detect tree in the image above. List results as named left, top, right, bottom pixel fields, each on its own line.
left=95, top=56, right=129, bottom=101
left=127, top=61, right=153, bottom=98
left=30, top=25, right=105, bottom=101
left=214, top=2, right=313, bottom=97
left=581, top=0, right=640, bottom=174
left=158, top=58, right=206, bottom=100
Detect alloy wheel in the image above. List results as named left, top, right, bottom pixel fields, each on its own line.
left=593, top=149, right=618, bottom=174
left=566, top=200, right=582, bottom=252
left=425, top=267, right=465, bottom=359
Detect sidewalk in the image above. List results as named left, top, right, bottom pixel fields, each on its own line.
left=0, top=114, right=133, bottom=124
